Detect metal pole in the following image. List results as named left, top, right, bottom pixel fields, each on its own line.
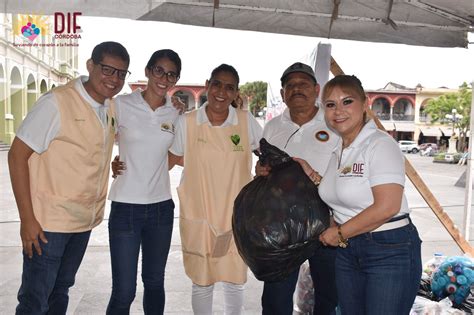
left=462, top=81, right=474, bottom=241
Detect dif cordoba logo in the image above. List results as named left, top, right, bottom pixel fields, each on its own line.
left=15, top=13, right=82, bottom=45
left=21, top=22, right=41, bottom=42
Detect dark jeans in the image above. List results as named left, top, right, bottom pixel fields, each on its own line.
left=106, top=199, right=174, bottom=315
left=16, top=230, right=91, bottom=315
left=335, top=222, right=422, bottom=315
left=262, top=245, right=338, bottom=315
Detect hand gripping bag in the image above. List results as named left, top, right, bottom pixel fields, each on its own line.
left=232, top=138, right=330, bottom=282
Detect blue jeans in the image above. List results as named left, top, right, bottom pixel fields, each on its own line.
left=335, top=221, right=422, bottom=315
left=16, top=230, right=91, bottom=315
left=262, top=246, right=338, bottom=315
left=106, top=199, right=174, bottom=315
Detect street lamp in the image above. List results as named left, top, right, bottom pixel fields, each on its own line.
left=445, top=108, right=463, bottom=153
left=445, top=108, right=463, bottom=138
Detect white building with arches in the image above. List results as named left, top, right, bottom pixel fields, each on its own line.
left=0, top=13, right=78, bottom=144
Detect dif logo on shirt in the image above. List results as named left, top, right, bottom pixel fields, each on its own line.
left=352, top=163, right=364, bottom=174
left=339, top=162, right=365, bottom=177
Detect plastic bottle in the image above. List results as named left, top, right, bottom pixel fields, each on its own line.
left=433, top=252, right=445, bottom=266
left=422, top=252, right=446, bottom=279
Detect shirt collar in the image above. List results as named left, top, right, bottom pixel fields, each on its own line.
left=76, top=76, right=109, bottom=110
left=332, top=119, right=377, bottom=154
left=281, top=105, right=323, bottom=126
left=350, top=119, right=377, bottom=147
left=134, top=88, right=173, bottom=111
left=196, top=102, right=237, bottom=126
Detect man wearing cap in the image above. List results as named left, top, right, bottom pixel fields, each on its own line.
left=256, top=62, right=339, bottom=315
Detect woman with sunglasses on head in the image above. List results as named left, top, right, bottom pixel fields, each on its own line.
left=295, top=75, right=422, bottom=315
left=106, top=49, right=182, bottom=314
left=168, top=64, right=263, bottom=314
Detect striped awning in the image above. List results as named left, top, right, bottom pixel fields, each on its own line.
left=381, top=121, right=396, bottom=131
left=395, top=123, right=415, bottom=132
left=419, top=127, right=441, bottom=137
left=439, top=127, right=453, bottom=137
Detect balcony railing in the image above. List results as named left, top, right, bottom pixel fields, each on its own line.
left=419, top=114, right=430, bottom=123
left=375, top=112, right=391, bottom=120
left=375, top=112, right=415, bottom=121
left=392, top=114, right=414, bottom=121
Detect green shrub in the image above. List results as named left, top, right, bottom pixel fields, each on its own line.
left=433, top=153, right=445, bottom=161
left=433, top=152, right=462, bottom=163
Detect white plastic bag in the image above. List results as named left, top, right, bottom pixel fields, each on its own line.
left=294, top=261, right=314, bottom=314
left=410, top=296, right=465, bottom=315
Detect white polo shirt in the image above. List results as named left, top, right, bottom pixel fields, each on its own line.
left=263, top=106, right=339, bottom=175
left=16, top=76, right=108, bottom=154
left=169, top=103, right=262, bottom=156
left=108, top=89, right=179, bottom=204
left=319, top=119, right=410, bottom=224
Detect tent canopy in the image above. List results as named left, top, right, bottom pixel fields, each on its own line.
left=5, top=0, right=473, bottom=48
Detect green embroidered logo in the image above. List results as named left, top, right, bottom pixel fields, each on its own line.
left=230, top=134, right=243, bottom=151
left=230, top=134, right=240, bottom=145
left=106, top=114, right=115, bottom=133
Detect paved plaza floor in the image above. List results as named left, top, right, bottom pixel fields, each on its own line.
left=0, top=148, right=472, bottom=314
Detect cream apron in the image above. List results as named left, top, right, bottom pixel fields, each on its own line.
left=177, top=109, right=252, bottom=286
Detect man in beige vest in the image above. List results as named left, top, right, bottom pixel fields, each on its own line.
left=8, top=41, right=130, bottom=315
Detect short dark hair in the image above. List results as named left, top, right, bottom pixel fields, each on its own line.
left=210, top=64, right=240, bottom=86
left=91, top=41, right=130, bottom=66
left=146, top=49, right=182, bottom=77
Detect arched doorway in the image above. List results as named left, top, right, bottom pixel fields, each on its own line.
left=393, top=98, right=414, bottom=121
left=198, top=91, right=207, bottom=108
left=27, top=74, right=37, bottom=112
left=419, top=98, right=432, bottom=123
left=0, top=63, right=6, bottom=142
left=172, top=90, right=195, bottom=111
left=10, top=67, right=23, bottom=132
left=40, top=79, right=48, bottom=95
left=371, top=97, right=390, bottom=120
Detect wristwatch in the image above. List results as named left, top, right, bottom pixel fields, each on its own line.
left=337, top=224, right=349, bottom=248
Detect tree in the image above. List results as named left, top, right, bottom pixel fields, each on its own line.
left=425, top=82, right=472, bottom=151
left=239, top=81, right=267, bottom=117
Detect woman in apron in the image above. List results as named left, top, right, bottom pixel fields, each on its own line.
left=169, top=64, right=263, bottom=314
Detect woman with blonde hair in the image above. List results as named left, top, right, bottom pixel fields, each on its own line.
left=296, top=75, right=422, bottom=315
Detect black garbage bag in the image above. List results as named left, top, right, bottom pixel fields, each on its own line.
left=417, top=278, right=435, bottom=300
left=232, top=138, right=330, bottom=282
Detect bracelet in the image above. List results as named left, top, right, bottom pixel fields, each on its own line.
left=308, top=170, right=321, bottom=186
left=337, top=224, right=349, bottom=248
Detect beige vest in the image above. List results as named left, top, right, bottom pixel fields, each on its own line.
left=178, top=109, right=253, bottom=286
left=28, top=79, right=115, bottom=233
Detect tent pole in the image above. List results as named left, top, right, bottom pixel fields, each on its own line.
left=330, top=57, right=474, bottom=256
left=462, top=82, right=474, bottom=240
